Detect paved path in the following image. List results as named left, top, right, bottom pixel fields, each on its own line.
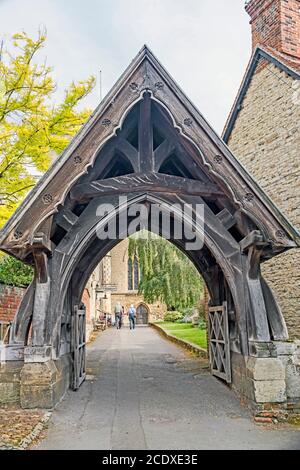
left=36, top=326, right=300, bottom=450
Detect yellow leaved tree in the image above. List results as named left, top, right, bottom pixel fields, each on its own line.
left=0, top=29, right=95, bottom=227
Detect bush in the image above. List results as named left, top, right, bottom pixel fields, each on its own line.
left=163, top=311, right=183, bottom=323
left=0, top=255, right=33, bottom=287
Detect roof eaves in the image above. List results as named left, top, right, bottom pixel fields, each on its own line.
left=144, top=47, right=300, bottom=246
left=222, top=46, right=300, bottom=144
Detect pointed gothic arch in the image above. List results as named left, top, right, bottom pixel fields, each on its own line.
left=0, top=46, right=299, bottom=410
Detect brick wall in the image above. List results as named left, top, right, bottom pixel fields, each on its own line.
left=0, top=284, right=27, bottom=322
left=246, top=0, right=300, bottom=59
left=227, top=60, right=300, bottom=339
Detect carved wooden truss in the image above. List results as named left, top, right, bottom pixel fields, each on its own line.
left=0, top=46, right=299, bottom=362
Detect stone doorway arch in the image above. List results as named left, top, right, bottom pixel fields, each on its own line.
left=0, top=46, right=299, bottom=414
left=136, top=303, right=149, bottom=325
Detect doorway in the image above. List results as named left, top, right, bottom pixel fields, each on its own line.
left=136, top=304, right=149, bottom=325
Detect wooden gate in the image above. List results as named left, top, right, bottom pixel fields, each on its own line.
left=71, top=305, right=86, bottom=390
left=208, top=302, right=231, bottom=383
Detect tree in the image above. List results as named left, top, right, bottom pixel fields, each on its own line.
left=0, top=30, right=95, bottom=226
left=128, top=233, right=204, bottom=310
left=0, top=255, right=33, bottom=287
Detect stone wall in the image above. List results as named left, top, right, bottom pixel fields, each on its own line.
left=110, top=239, right=129, bottom=293
left=227, top=62, right=300, bottom=339
left=0, top=284, right=27, bottom=323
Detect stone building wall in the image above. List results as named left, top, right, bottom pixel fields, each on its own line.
left=110, top=239, right=129, bottom=293
left=227, top=62, right=300, bottom=338
left=111, top=293, right=166, bottom=323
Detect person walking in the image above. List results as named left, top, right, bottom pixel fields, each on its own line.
left=128, top=304, right=136, bottom=330
left=114, top=302, right=123, bottom=330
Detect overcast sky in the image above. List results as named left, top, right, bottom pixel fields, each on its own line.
left=0, top=0, right=251, bottom=133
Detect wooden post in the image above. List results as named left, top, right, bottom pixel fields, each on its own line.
left=139, top=92, right=153, bottom=172
left=204, top=284, right=210, bottom=361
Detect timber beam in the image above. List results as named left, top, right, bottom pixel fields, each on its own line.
left=217, top=208, right=236, bottom=230
left=55, top=207, right=79, bottom=232
left=139, top=92, right=153, bottom=172
left=70, top=173, right=224, bottom=202
left=154, top=139, right=176, bottom=171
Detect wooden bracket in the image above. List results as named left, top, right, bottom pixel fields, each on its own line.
left=32, top=235, right=50, bottom=284
left=31, top=233, right=52, bottom=254
left=33, top=250, right=49, bottom=284
left=240, top=230, right=267, bottom=253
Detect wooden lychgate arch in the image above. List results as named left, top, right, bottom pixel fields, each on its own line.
left=0, top=46, right=299, bottom=408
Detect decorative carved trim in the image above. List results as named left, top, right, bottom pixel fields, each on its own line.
left=275, top=230, right=287, bottom=240
left=74, top=155, right=82, bottom=165
left=243, top=192, right=255, bottom=203
left=13, top=229, right=23, bottom=240
left=42, top=194, right=53, bottom=205
left=101, top=118, right=111, bottom=127
left=141, top=63, right=152, bottom=90
left=213, top=155, right=223, bottom=164
left=155, top=81, right=164, bottom=90
left=183, top=118, right=193, bottom=127
left=129, top=82, right=139, bottom=92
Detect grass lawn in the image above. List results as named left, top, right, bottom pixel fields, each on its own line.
left=155, top=322, right=207, bottom=349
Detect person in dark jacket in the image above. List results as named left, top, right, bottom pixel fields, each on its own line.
left=114, top=302, right=123, bottom=330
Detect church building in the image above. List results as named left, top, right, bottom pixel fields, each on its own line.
left=83, top=238, right=167, bottom=332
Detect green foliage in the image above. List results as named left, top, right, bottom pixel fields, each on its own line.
left=0, top=255, right=33, bottom=287
left=163, top=311, right=183, bottom=323
left=198, top=319, right=206, bottom=329
left=0, top=29, right=95, bottom=226
left=129, top=232, right=204, bottom=310
left=181, top=307, right=194, bottom=318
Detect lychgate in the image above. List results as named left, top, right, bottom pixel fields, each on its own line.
left=0, top=46, right=299, bottom=416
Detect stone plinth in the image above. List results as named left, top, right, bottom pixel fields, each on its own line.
left=231, top=341, right=300, bottom=418
left=20, top=355, right=71, bottom=409
left=0, top=361, right=23, bottom=404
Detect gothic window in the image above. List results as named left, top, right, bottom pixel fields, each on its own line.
left=134, top=256, right=139, bottom=290
left=128, top=256, right=139, bottom=291
left=128, top=258, right=133, bottom=291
